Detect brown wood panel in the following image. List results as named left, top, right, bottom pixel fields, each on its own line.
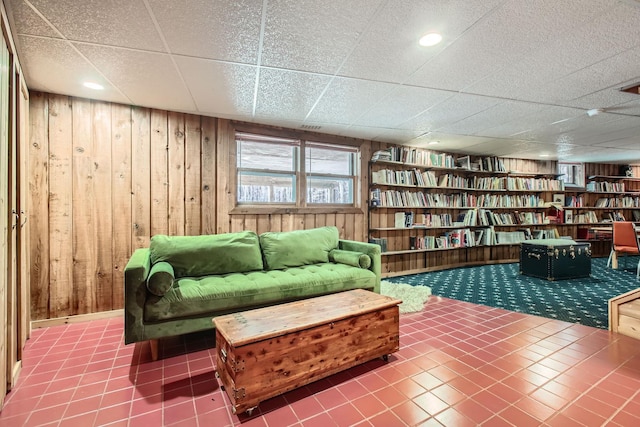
left=28, top=92, right=49, bottom=320
left=71, top=98, right=96, bottom=314
left=91, top=101, right=114, bottom=313
left=131, top=107, right=151, bottom=249
left=256, top=215, right=270, bottom=235
left=184, top=114, right=201, bottom=236
left=200, top=116, right=216, bottom=235
left=168, top=112, right=185, bottom=236
left=47, top=95, right=74, bottom=317
left=150, top=109, right=168, bottom=236
left=216, top=119, right=233, bottom=234
left=111, top=104, right=132, bottom=309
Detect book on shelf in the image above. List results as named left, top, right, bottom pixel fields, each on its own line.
left=633, top=210, right=640, bottom=222
left=371, top=150, right=392, bottom=162
left=368, top=237, right=387, bottom=253
left=532, top=228, right=559, bottom=239
left=456, top=155, right=472, bottom=170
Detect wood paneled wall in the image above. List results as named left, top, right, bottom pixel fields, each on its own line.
left=28, top=92, right=371, bottom=320
left=28, top=92, right=640, bottom=320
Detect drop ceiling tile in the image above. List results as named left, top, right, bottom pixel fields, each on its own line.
left=176, top=56, right=256, bottom=118
left=588, top=1, right=640, bottom=51
left=27, top=0, right=164, bottom=51
left=74, top=43, right=195, bottom=112
left=338, top=0, right=504, bottom=83
left=537, top=50, right=640, bottom=105
left=17, top=36, right=129, bottom=104
left=467, top=26, right=622, bottom=102
left=6, top=0, right=60, bottom=38
left=305, top=77, right=397, bottom=125
left=565, top=85, right=640, bottom=110
left=261, top=0, right=383, bottom=74
left=147, top=0, right=262, bottom=63
left=405, top=133, right=494, bottom=152
left=399, top=93, right=501, bottom=132
left=438, top=101, right=550, bottom=136
left=254, top=68, right=332, bottom=121
left=351, top=85, right=455, bottom=128
left=373, top=128, right=425, bottom=144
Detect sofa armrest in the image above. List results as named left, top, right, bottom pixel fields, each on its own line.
left=338, top=239, right=381, bottom=293
left=124, top=248, right=151, bottom=344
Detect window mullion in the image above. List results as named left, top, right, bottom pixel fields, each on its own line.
left=298, top=141, right=307, bottom=207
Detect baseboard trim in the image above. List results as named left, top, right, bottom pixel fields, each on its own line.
left=31, top=309, right=123, bottom=329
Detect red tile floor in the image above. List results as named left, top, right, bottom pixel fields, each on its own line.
left=2, top=296, right=640, bottom=426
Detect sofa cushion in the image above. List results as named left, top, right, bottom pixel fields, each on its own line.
left=147, top=261, right=175, bottom=296
left=144, top=263, right=375, bottom=322
left=149, top=231, right=263, bottom=278
left=260, top=226, right=339, bottom=270
left=329, top=249, right=371, bottom=269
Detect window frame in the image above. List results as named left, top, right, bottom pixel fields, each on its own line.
left=557, top=161, right=585, bottom=188
left=230, top=125, right=364, bottom=215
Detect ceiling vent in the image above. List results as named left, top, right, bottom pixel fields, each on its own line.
left=621, top=83, right=640, bottom=95
left=300, top=125, right=322, bottom=130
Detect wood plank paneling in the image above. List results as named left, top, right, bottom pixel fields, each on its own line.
left=111, top=104, right=132, bottom=308
left=131, top=107, right=151, bottom=249
left=184, top=114, right=201, bottom=236
left=92, top=101, right=114, bottom=313
left=28, top=92, right=49, bottom=319
left=200, top=116, right=217, bottom=235
left=71, top=98, right=96, bottom=313
left=47, top=95, right=74, bottom=317
left=168, top=112, right=185, bottom=236
left=150, top=110, right=168, bottom=236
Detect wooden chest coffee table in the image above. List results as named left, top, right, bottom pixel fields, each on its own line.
left=213, top=289, right=401, bottom=415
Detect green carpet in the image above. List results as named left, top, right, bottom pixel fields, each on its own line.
left=387, top=256, right=640, bottom=329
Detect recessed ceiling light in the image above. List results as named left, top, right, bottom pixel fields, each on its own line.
left=539, top=154, right=550, bottom=157
left=428, top=141, right=440, bottom=145
left=419, top=32, right=442, bottom=47
left=83, top=82, right=104, bottom=90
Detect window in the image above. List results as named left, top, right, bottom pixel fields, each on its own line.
left=557, top=162, right=585, bottom=187
left=236, top=132, right=359, bottom=208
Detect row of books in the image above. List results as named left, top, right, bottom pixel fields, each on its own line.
left=505, top=177, right=564, bottom=191
left=371, top=168, right=564, bottom=192
left=370, top=226, right=563, bottom=253
left=372, top=148, right=456, bottom=168
left=387, top=207, right=633, bottom=229
left=594, top=196, right=640, bottom=208
left=565, top=195, right=584, bottom=207
left=370, top=189, right=546, bottom=208
left=586, top=181, right=626, bottom=193
left=456, top=155, right=507, bottom=172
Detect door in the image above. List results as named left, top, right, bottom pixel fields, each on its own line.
left=0, top=25, right=10, bottom=409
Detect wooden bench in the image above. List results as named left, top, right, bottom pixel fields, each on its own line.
left=608, top=288, right=640, bottom=339
left=213, top=289, right=401, bottom=415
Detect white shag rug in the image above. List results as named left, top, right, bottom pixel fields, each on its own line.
left=380, top=280, right=432, bottom=314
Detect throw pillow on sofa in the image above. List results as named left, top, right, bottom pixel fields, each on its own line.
left=329, top=249, right=371, bottom=269
left=149, top=231, right=263, bottom=277
left=260, top=226, right=339, bottom=270
left=147, top=261, right=175, bottom=296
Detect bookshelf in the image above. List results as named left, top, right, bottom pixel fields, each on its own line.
left=367, top=148, right=640, bottom=277
left=368, top=148, right=569, bottom=276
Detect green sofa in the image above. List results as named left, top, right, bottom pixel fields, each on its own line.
left=124, top=226, right=381, bottom=358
